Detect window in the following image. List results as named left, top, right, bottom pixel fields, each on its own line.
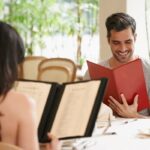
left=0, top=0, right=99, bottom=69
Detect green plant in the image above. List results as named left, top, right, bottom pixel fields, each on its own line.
left=53, top=0, right=99, bottom=65
left=1, top=0, right=99, bottom=64
left=2, top=0, right=57, bottom=55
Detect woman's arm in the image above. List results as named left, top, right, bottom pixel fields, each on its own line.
left=17, top=96, right=39, bottom=150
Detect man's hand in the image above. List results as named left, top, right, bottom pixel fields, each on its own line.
left=108, top=94, right=141, bottom=118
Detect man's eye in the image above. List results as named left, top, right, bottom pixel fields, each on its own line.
left=113, top=42, right=119, bottom=45
left=126, top=41, right=132, bottom=44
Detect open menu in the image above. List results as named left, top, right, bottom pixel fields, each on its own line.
left=14, top=78, right=107, bottom=143
left=87, top=58, right=150, bottom=112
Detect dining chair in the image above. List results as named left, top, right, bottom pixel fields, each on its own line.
left=17, top=64, right=22, bottom=79
left=38, top=58, right=77, bottom=82
left=0, top=142, right=22, bottom=150
left=20, top=56, right=46, bottom=80
left=38, top=66, right=70, bottom=83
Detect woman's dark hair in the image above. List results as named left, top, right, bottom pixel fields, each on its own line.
left=0, top=21, right=25, bottom=96
left=105, top=12, right=136, bottom=37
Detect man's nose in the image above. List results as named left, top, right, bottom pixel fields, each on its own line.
left=119, top=44, right=127, bottom=52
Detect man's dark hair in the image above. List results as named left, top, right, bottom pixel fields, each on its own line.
left=105, top=12, right=136, bottom=37
left=0, top=21, right=25, bottom=96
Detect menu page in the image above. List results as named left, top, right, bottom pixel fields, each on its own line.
left=14, top=81, right=52, bottom=124
left=51, top=80, right=101, bottom=138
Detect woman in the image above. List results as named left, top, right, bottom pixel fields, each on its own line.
left=0, top=21, right=60, bottom=150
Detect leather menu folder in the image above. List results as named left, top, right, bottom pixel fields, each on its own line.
left=14, top=78, right=107, bottom=143
left=87, top=58, right=150, bottom=112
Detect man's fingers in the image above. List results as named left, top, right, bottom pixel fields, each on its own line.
left=120, top=94, right=128, bottom=106
left=133, top=95, right=139, bottom=111
left=108, top=96, right=123, bottom=112
left=109, top=96, right=122, bottom=107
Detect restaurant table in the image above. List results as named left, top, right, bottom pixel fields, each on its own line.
left=40, top=117, right=150, bottom=150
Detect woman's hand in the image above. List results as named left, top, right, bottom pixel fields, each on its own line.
left=46, top=133, right=61, bottom=150
left=108, top=94, right=142, bottom=118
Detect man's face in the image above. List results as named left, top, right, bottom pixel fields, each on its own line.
left=108, top=27, right=136, bottom=63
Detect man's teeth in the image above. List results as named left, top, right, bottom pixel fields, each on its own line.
left=118, top=52, right=128, bottom=56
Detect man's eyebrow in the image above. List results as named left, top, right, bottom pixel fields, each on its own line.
left=125, top=39, right=133, bottom=42
left=111, top=40, right=120, bottom=42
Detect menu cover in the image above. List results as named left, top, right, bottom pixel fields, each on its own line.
left=14, top=78, right=107, bottom=143
left=87, top=58, right=150, bottom=112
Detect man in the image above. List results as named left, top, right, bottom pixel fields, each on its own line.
left=84, top=12, right=150, bottom=118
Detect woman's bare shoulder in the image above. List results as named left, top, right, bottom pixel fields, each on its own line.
left=5, top=90, right=36, bottom=114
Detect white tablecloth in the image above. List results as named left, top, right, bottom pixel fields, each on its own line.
left=62, top=118, right=150, bottom=150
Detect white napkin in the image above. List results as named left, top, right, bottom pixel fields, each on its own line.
left=97, top=103, right=115, bottom=122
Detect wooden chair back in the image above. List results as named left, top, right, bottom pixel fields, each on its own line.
left=38, top=66, right=70, bottom=83
left=20, top=56, right=46, bottom=80
left=38, top=58, right=76, bottom=82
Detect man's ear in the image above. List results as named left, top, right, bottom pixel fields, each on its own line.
left=134, top=33, right=137, bottom=41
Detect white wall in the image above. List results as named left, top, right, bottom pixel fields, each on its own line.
left=99, top=0, right=149, bottom=61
